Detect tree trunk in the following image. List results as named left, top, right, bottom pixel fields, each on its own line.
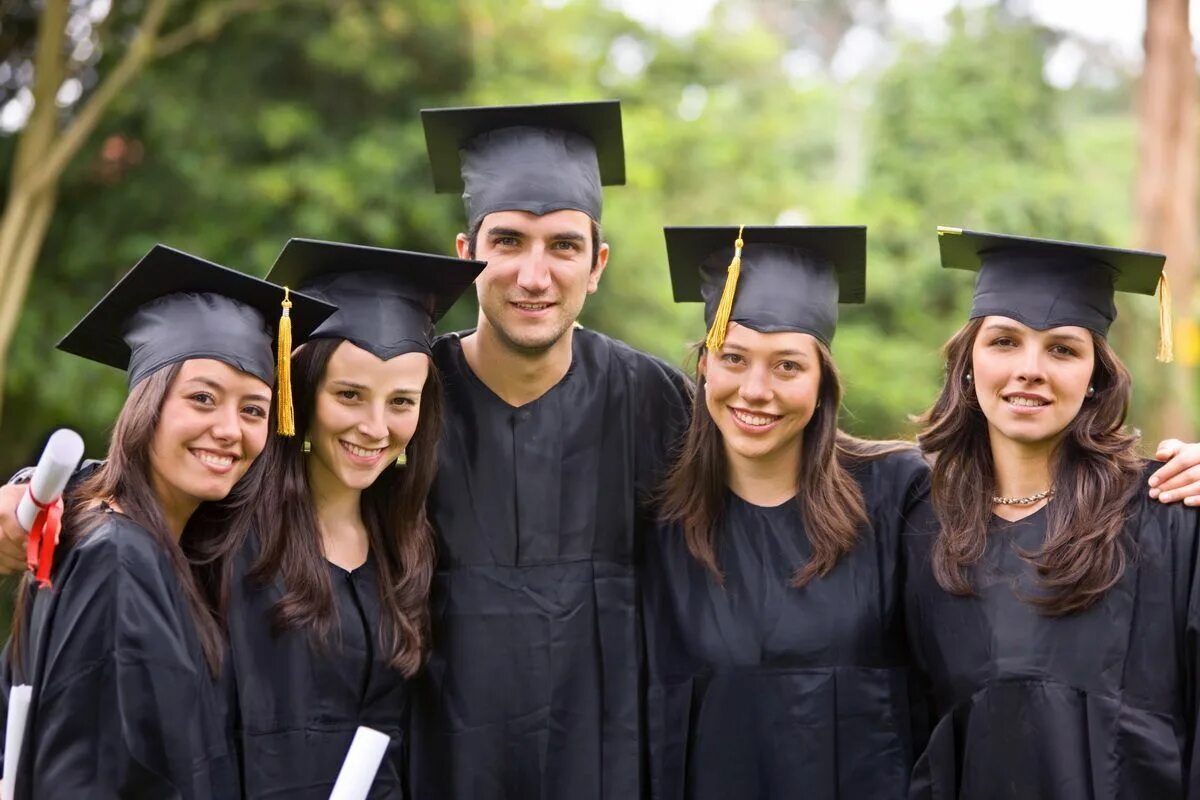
left=1138, top=0, right=1197, bottom=443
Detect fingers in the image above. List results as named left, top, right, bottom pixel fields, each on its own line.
left=0, top=483, right=28, bottom=576
left=1150, top=441, right=1200, bottom=491
left=1155, top=438, right=1185, bottom=462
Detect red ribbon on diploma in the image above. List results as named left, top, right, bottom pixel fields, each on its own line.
left=25, top=489, right=62, bottom=589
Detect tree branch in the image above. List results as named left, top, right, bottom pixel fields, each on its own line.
left=154, top=0, right=286, bottom=59
left=20, top=0, right=171, bottom=199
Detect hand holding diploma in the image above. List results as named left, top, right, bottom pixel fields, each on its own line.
left=328, top=727, right=390, bottom=800
left=16, top=429, right=84, bottom=588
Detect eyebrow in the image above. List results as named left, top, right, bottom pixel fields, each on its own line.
left=486, top=226, right=525, bottom=239
left=330, top=379, right=423, bottom=396
left=183, top=376, right=271, bottom=404
left=982, top=323, right=1088, bottom=344
left=722, top=343, right=810, bottom=359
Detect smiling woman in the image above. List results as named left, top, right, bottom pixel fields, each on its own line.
left=1, top=245, right=333, bottom=800
left=212, top=239, right=484, bottom=799
left=906, top=228, right=1200, bottom=799
left=646, top=225, right=925, bottom=800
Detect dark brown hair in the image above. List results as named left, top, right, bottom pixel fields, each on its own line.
left=227, top=338, right=439, bottom=677
left=658, top=340, right=903, bottom=587
left=915, top=318, right=1142, bottom=615
left=466, top=216, right=603, bottom=269
left=11, top=363, right=227, bottom=678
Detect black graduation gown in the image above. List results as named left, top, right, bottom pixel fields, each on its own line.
left=228, top=532, right=409, bottom=798
left=642, top=448, right=929, bottom=800
left=904, top=463, right=1200, bottom=800
left=409, top=329, right=692, bottom=799
left=3, top=509, right=240, bottom=799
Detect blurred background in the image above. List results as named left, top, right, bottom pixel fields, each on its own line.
left=0, top=0, right=1196, bottom=478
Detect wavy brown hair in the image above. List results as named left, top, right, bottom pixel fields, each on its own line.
left=220, top=339, right=439, bottom=677
left=11, top=363, right=228, bottom=679
left=658, top=340, right=904, bottom=587
left=915, top=317, right=1143, bottom=615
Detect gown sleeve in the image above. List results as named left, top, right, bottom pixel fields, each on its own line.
left=22, top=521, right=213, bottom=799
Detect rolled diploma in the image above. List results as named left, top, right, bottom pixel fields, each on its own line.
left=16, top=429, right=84, bottom=532
left=2, top=685, right=32, bottom=800
left=328, top=726, right=390, bottom=800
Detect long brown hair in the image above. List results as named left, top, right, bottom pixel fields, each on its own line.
left=227, top=338, right=439, bottom=677
left=11, top=363, right=227, bottom=678
left=915, top=317, right=1143, bottom=615
left=658, top=340, right=903, bottom=587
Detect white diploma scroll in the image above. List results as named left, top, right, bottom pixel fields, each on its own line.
left=15, top=429, right=84, bottom=532
left=328, top=726, right=391, bottom=800
left=4, top=429, right=84, bottom=800
left=2, top=685, right=32, bottom=800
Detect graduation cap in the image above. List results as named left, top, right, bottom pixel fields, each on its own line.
left=937, top=226, right=1172, bottom=362
left=265, top=238, right=485, bottom=359
left=666, top=225, right=867, bottom=350
left=421, top=100, right=625, bottom=227
left=57, top=244, right=337, bottom=435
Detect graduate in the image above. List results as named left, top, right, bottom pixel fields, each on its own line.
left=907, top=228, right=1200, bottom=798
left=645, top=226, right=928, bottom=799
left=2, top=246, right=332, bottom=799
left=216, top=239, right=484, bottom=798
left=410, top=101, right=692, bottom=798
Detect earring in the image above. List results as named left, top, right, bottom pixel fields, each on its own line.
left=396, top=448, right=407, bottom=468
left=1086, top=385, right=1095, bottom=398
left=302, top=437, right=311, bottom=454
left=965, top=371, right=973, bottom=384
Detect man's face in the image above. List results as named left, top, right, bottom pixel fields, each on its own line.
left=457, top=209, right=609, bottom=354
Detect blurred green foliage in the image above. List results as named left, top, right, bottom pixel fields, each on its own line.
left=0, top=0, right=1172, bottom=477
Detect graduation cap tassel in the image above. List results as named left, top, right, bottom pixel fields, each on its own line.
left=705, top=225, right=745, bottom=353
left=1156, top=271, right=1174, bottom=363
left=277, top=287, right=296, bottom=436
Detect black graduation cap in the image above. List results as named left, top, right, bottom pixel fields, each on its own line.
left=58, top=245, right=335, bottom=392
left=666, top=225, right=867, bottom=349
left=265, top=238, right=485, bottom=359
left=421, top=100, right=625, bottom=227
left=937, top=226, right=1172, bottom=361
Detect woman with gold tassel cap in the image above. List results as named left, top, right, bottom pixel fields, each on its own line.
left=0, top=245, right=333, bottom=800
left=209, top=238, right=484, bottom=798
left=906, top=228, right=1200, bottom=798
left=647, top=224, right=927, bottom=799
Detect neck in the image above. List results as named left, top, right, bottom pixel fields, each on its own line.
left=988, top=426, right=1058, bottom=501
left=306, top=460, right=367, bottom=551
left=150, top=475, right=199, bottom=542
left=725, top=437, right=802, bottom=507
left=461, top=315, right=575, bottom=407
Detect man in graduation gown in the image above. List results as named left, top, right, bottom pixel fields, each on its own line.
left=412, top=101, right=691, bottom=798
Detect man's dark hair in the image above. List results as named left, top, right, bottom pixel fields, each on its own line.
left=466, top=217, right=603, bottom=269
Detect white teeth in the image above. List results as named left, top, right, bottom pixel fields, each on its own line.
left=1006, top=396, right=1048, bottom=407
left=195, top=451, right=233, bottom=467
left=515, top=303, right=549, bottom=310
left=341, top=442, right=384, bottom=458
left=731, top=409, right=777, bottom=427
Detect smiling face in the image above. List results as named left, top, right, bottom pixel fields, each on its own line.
left=148, top=358, right=272, bottom=522
left=457, top=208, right=609, bottom=354
left=701, top=323, right=822, bottom=472
left=970, top=315, right=1096, bottom=449
left=305, top=341, right=430, bottom=494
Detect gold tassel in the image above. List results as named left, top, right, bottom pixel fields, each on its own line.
left=704, top=225, right=745, bottom=353
left=1157, top=271, right=1174, bottom=363
left=276, top=287, right=296, bottom=436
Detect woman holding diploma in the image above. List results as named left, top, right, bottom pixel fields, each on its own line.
left=216, top=240, right=483, bottom=798
left=3, top=245, right=332, bottom=799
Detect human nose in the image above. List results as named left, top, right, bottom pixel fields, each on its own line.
left=356, top=402, right=389, bottom=442
left=738, top=364, right=773, bottom=403
left=515, top=246, right=553, bottom=294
